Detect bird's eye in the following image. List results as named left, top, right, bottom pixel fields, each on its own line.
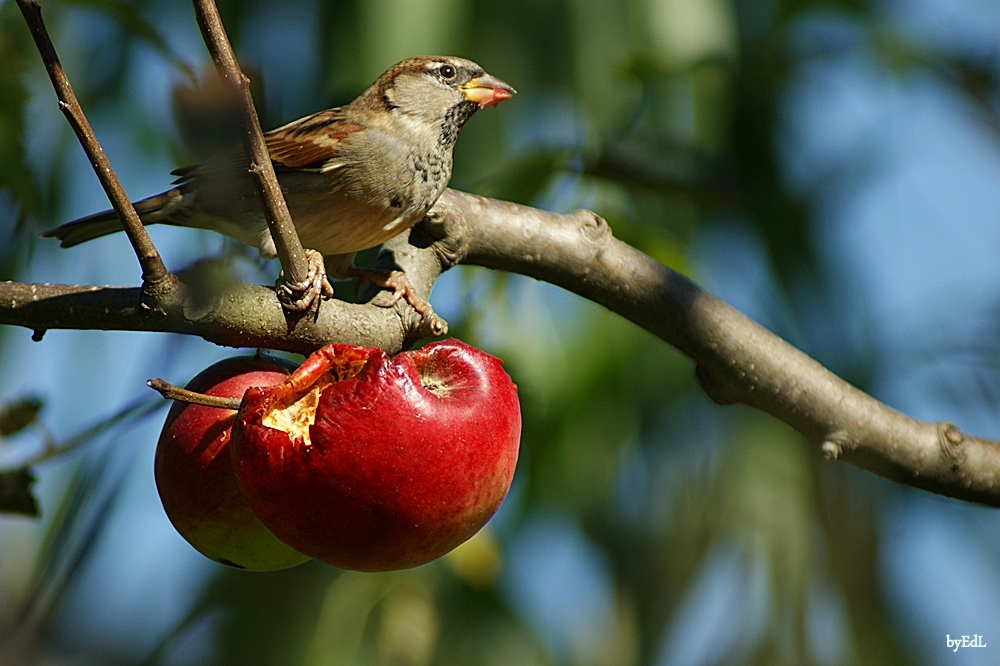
left=439, top=64, right=456, bottom=79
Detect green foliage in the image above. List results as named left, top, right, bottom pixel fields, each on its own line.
left=0, top=395, right=42, bottom=437
left=0, top=1, right=42, bottom=274
left=0, top=468, right=37, bottom=516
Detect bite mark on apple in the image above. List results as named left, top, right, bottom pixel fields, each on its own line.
left=262, top=379, right=327, bottom=447
left=258, top=348, right=372, bottom=447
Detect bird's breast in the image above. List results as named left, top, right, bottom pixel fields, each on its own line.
left=278, top=139, right=451, bottom=256
left=411, top=151, right=449, bottom=187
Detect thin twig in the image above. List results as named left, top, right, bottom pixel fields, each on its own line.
left=189, top=0, right=310, bottom=288
left=14, top=0, right=172, bottom=288
left=147, top=378, right=242, bottom=411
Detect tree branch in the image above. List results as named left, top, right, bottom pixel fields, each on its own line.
left=0, top=227, right=444, bottom=354
left=189, top=0, right=310, bottom=290
left=1, top=190, right=998, bottom=506
left=15, top=0, right=171, bottom=289
left=431, top=189, right=1000, bottom=507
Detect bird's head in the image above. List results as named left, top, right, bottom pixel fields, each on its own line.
left=363, top=56, right=515, bottom=140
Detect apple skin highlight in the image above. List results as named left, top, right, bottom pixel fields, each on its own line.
left=231, top=339, right=521, bottom=572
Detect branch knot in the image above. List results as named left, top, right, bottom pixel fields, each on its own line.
left=938, top=422, right=967, bottom=467
left=576, top=210, right=612, bottom=242
left=820, top=431, right=855, bottom=460
left=418, top=206, right=469, bottom=270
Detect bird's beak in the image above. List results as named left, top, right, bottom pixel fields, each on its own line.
left=459, top=75, right=516, bottom=109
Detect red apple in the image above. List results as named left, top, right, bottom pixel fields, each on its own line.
left=230, top=339, right=521, bottom=571
left=154, top=356, right=311, bottom=571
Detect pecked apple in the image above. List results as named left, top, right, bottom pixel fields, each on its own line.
left=154, top=356, right=311, bottom=571
left=230, top=339, right=521, bottom=572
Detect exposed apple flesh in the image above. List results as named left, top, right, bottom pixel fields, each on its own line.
left=231, top=339, right=521, bottom=572
left=154, top=356, right=310, bottom=571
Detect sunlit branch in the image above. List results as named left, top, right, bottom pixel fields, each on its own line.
left=0, top=226, right=444, bottom=354
left=432, top=189, right=1000, bottom=507
left=190, top=0, right=311, bottom=295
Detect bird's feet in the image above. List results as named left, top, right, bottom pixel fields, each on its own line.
left=347, top=267, right=432, bottom=318
left=276, top=249, right=335, bottom=311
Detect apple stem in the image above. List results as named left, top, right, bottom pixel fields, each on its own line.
left=147, top=378, right=242, bottom=411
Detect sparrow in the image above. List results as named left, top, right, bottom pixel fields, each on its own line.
left=42, top=56, right=515, bottom=312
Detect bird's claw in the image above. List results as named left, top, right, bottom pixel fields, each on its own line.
left=349, top=267, right=432, bottom=318
left=276, top=249, right=334, bottom=311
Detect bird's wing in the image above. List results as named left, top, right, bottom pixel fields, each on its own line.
left=168, top=108, right=365, bottom=184
left=265, top=108, right=364, bottom=171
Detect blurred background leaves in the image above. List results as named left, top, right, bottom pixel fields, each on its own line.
left=3, top=0, right=1000, bottom=664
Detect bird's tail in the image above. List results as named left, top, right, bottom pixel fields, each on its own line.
left=41, top=189, right=185, bottom=248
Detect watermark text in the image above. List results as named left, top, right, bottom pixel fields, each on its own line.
left=946, top=635, right=987, bottom=652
